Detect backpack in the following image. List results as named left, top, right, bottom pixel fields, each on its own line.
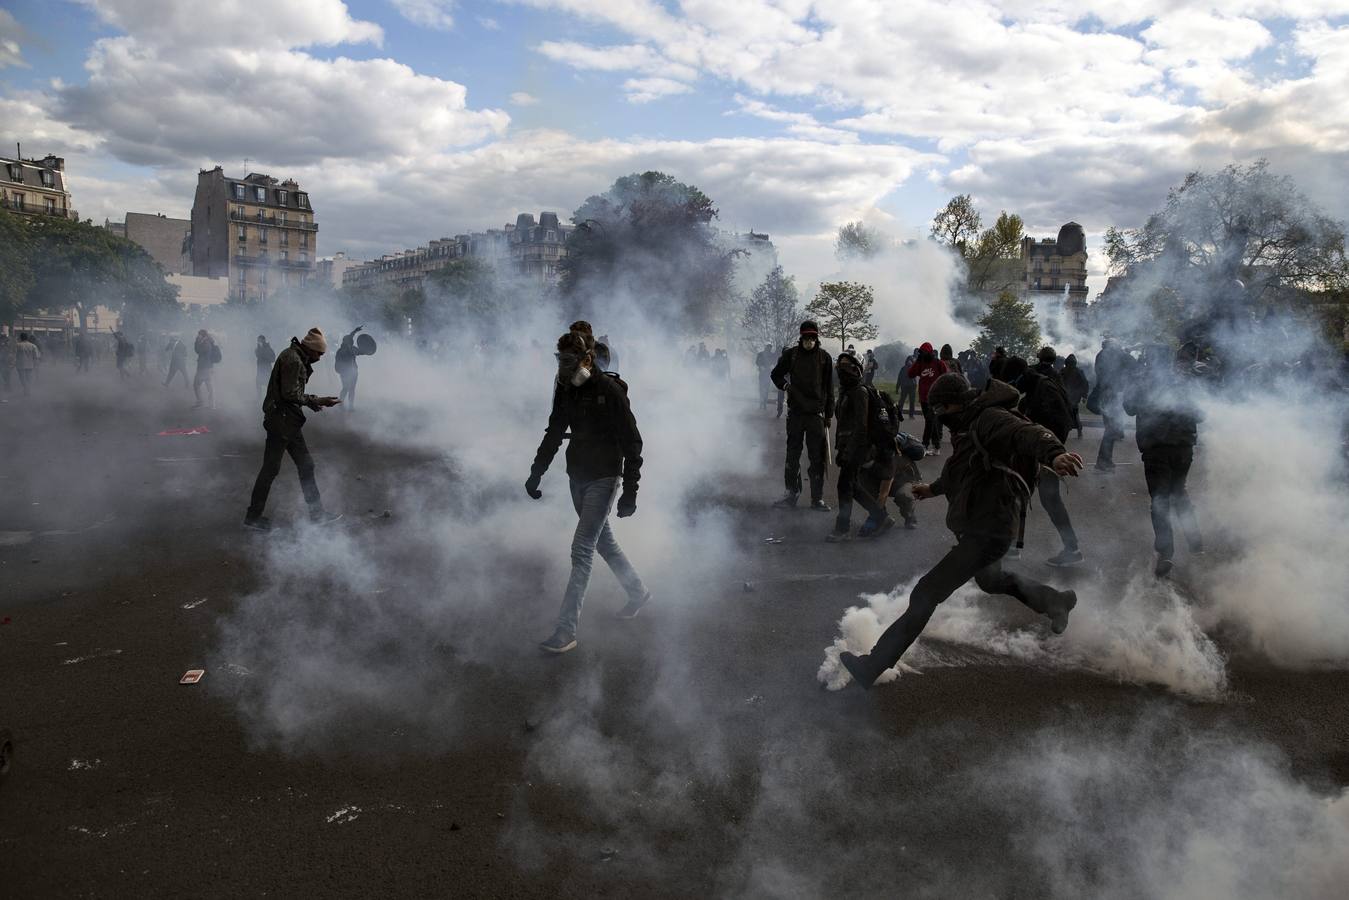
left=1023, top=372, right=1072, bottom=443
left=602, top=371, right=628, bottom=395
left=863, top=386, right=899, bottom=458
left=211, top=343, right=223, bottom=364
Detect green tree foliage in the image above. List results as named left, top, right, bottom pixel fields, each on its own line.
left=804, top=280, right=879, bottom=351
left=561, top=171, right=734, bottom=334
left=0, top=210, right=35, bottom=325
left=740, top=265, right=803, bottom=352
left=973, top=291, right=1041, bottom=358
left=835, top=221, right=883, bottom=260
left=1, top=208, right=180, bottom=330
left=930, top=194, right=982, bottom=256
left=966, top=211, right=1025, bottom=294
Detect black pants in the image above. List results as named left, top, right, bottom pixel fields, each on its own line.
left=339, top=369, right=358, bottom=409
left=784, top=410, right=827, bottom=500
left=247, top=424, right=322, bottom=520
left=868, top=534, right=1067, bottom=671
left=1037, top=470, right=1079, bottom=551
left=1069, top=404, right=1082, bottom=437
left=921, top=401, right=943, bottom=449
left=898, top=384, right=917, bottom=416
left=1097, top=398, right=1124, bottom=465
left=1142, top=445, right=1201, bottom=559
left=836, top=460, right=892, bottom=531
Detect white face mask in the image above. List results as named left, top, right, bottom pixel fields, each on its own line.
left=801, top=338, right=817, bottom=351
left=570, top=366, right=591, bottom=387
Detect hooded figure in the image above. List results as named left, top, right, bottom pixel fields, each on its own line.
left=770, top=320, right=835, bottom=509
left=839, top=373, right=1084, bottom=689
left=907, top=341, right=949, bottom=452
left=334, top=326, right=363, bottom=410
left=1061, top=353, right=1089, bottom=438
left=827, top=351, right=895, bottom=542
left=255, top=336, right=276, bottom=399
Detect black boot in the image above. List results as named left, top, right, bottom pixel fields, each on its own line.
left=839, top=651, right=878, bottom=689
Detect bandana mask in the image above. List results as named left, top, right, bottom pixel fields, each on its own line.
left=801, top=337, right=818, bottom=350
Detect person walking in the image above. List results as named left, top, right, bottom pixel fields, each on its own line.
left=838, top=373, right=1083, bottom=689
left=334, top=326, right=363, bottom=411
left=771, top=321, right=834, bottom=511
left=526, top=329, right=650, bottom=654
left=13, top=332, right=41, bottom=398
left=255, top=336, right=276, bottom=401
left=1061, top=353, right=1089, bottom=439
left=193, top=329, right=219, bottom=409
left=1123, top=348, right=1205, bottom=577
left=897, top=350, right=918, bottom=417
left=164, top=335, right=189, bottom=388
left=244, top=328, right=342, bottom=531
left=907, top=342, right=949, bottom=454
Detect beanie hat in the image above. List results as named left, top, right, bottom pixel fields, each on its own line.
left=927, top=372, right=973, bottom=408
left=1037, top=346, right=1057, bottom=364
left=799, top=320, right=819, bottom=336
left=301, top=327, right=327, bottom=354
left=1001, top=356, right=1029, bottom=383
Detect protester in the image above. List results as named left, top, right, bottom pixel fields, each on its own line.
left=1123, top=347, right=1205, bottom=577
left=826, top=351, right=895, bottom=542
left=896, top=349, right=918, bottom=417
left=1089, top=336, right=1134, bottom=471
left=771, top=321, right=834, bottom=511
left=597, top=334, right=619, bottom=371
left=712, top=348, right=730, bottom=381
left=114, top=331, right=135, bottom=381
left=888, top=432, right=926, bottom=529
left=907, top=342, right=949, bottom=454
left=13, top=332, right=41, bottom=398
left=863, top=348, right=879, bottom=387
left=255, top=336, right=276, bottom=401
left=334, top=326, right=363, bottom=411
left=755, top=343, right=777, bottom=412
left=74, top=332, right=92, bottom=373
left=244, top=328, right=342, bottom=531
left=526, top=330, right=650, bottom=654
left=1061, top=353, right=1089, bottom=438
left=838, top=373, right=1084, bottom=689
left=193, top=329, right=219, bottom=409
left=164, top=335, right=189, bottom=389
left=940, top=343, right=961, bottom=374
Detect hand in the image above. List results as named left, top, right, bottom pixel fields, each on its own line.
left=355, top=325, right=365, bottom=333
left=912, top=482, right=935, bottom=500
left=616, top=490, right=637, bottom=518
left=525, top=475, right=542, bottom=500
left=1052, top=452, right=1085, bottom=477
left=318, top=396, right=341, bottom=408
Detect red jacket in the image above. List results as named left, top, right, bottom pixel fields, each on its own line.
left=906, top=343, right=948, bottom=402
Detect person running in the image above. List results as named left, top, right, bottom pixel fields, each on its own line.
left=164, top=335, right=189, bottom=388
left=907, top=342, right=949, bottom=454
left=334, top=326, right=363, bottom=411
left=826, top=351, right=895, bottom=542
left=771, top=321, right=834, bottom=511
left=897, top=350, right=918, bottom=417
left=13, top=333, right=41, bottom=398
left=193, top=329, right=219, bottom=409
left=255, top=336, right=276, bottom=400
left=244, top=328, right=342, bottom=531
left=1090, top=336, right=1134, bottom=471
left=838, top=373, right=1083, bottom=689
left=1123, top=347, right=1205, bottom=577
left=1061, top=353, right=1089, bottom=438
left=526, top=330, right=650, bottom=654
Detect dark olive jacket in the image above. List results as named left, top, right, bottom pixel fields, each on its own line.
left=262, top=340, right=322, bottom=431
left=931, top=380, right=1065, bottom=541
left=530, top=371, right=643, bottom=493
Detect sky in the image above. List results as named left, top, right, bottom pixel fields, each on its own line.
left=2, top=0, right=1349, bottom=292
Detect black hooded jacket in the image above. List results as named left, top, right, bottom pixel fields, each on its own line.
left=1122, top=371, right=1204, bottom=450
left=930, top=380, right=1065, bottom=541
left=530, top=371, right=643, bottom=492
left=771, top=342, right=835, bottom=418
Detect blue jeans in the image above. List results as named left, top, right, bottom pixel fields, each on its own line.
left=557, top=476, right=647, bottom=635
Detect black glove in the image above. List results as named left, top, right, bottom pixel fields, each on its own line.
left=525, top=474, right=542, bottom=500
left=616, top=489, right=637, bottom=518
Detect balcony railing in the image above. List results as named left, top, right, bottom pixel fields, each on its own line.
left=235, top=253, right=314, bottom=268
left=0, top=197, right=77, bottom=219
left=229, top=209, right=318, bottom=231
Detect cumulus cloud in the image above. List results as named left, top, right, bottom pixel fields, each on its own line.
left=509, top=91, right=539, bottom=106
left=623, top=77, right=694, bottom=103
left=389, top=0, right=455, bottom=31
left=0, top=9, right=27, bottom=68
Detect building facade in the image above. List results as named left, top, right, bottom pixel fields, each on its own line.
left=509, top=212, right=573, bottom=282
left=123, top=212, right=192, bottom=274
left=190, top=167, right=317, bottom=303
left=0, top=151, right=77, bottom=220
left=316, top=251, right=364, bottom=290
left=1020, top=222, right=1089, bottom=326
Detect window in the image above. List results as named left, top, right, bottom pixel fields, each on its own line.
left=277, top=190, right=287, bottom=205
left=297, top=193, right=309, bottom=209
left=45, top=198, right=56, bottom=214
left=234, top=184, right=245, bottom=200
left=13, top=193, right=24, bottom=211
left=300, top=251, right=308, bottom=263
left=280, top=232, right=288, bottom=247
left=237, top=225, right=246, bottom=241
left=281, top=250, right=288, bottom=261
left=8, top=164, right=21, bottom=181
left=546, top=230, right=556, bottom=242
left=258, top=227, right=268, bottom=245
left=299, top=234, right=307, bottom=249
left=255, top=186, right=267, bottom=202
left=40, top=170, right=54, bottom=187
left=278, top=211, right=286, bottom=225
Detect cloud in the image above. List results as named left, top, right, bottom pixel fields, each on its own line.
left=477, top=16, right=500, bottom=30
left=75, top=0, right=383, bottom=49
left=509, top=91, right=539, bottom=106
left=389, top=0, right=455, bottom=31
left=622, top=77, right=693, bottom=104
left=0, top=9, right=27, bottom=68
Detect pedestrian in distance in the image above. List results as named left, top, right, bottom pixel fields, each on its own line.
left=1061, top=353, right=1089, bottom=438
left=244, top=328, right=342, bottom=531
left=164, top=335, right=189, bottom=388
left=192, top=329, right=220, bottom=409
left=334, top=326, right=363, bottom=411
left=1123, top=347, right=1205, bottom=577
left=755, top=343, right=777, bottom=412
left=526, top=329, right=650, bottom=654
left=863, top=348, right=879, bottom=387
left=897, top=350, right=918, bottom=417
left=771, top=320, right=835, bottom=511
left=907, top=342, right=949, bottom=454
left=940, top=343, right=961, bottom=375
left=113, top=331, right=135, bottom=381
left=73, top=332, right=92, bottom=373
left=13, top=332, right=41, bottom=398
left=838, top=373, right=1084, bottom=689
left=255, top=335, right=276, bottom=401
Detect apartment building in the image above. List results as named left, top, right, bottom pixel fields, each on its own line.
left=0, top=150, right=77, bottom=220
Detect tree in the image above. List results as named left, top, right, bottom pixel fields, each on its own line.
left=0, top=210, right=34, bottom=325
left=972, top=291, right=1041, bottom=358
left=740, top=265, right=803, bottom=351
left=560, top=171, right=734, bottom=334
left=835, top=221, right=883, bottom=260
left=1103, top=159, right=1349, bottom=334
left=804, top=280, right=878, bottom=350
left=425, top=257, right=503, bottom=333
left=930, top=194, right=982, bottom=256
left=966, top=211, right=1025, bottom=295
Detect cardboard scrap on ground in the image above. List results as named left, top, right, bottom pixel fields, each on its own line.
left=179, top=669, right=205, bottom=685
left=157, top=426, right=211, bottom=437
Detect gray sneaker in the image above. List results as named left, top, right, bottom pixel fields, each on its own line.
left=1046, top=548, right=1084, bottom=567
left=772, top=493, right=799, bottom=509
left=539, top=629, right=577, bottom=654
left=616, top=591, right=651, bottom=619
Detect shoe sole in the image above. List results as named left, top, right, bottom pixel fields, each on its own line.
left=1050, top=590, right=1078, bottom=635
left=540, top=639, right=577, bottom=654
left=310, top=514, right=345, bottom=526
left=1046, top=557, right=1084, bottom=567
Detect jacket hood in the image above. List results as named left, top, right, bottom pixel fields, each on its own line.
left=964, top=379, right=1021, bottom=420
left=919, top=341, right=934, bottom=353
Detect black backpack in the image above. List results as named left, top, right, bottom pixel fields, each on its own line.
left=864, top=386, right=899, bottom=458
left=1023, top=372, right=1072, bottom=443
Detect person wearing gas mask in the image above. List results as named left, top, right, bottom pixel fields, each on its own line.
left=526, top=330, right=650, bottom=654
left=838, top=373, right=1084, bottom=690
left=770, top=321, right=835, bottom=510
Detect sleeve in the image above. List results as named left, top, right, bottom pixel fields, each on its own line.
left=823, top=353, right=835, bottom=420
left=906, top=359, right=922, bottom=378
left=929, top=458, right=955, bottom=496
left=770, top=349, right=791, bottom=390
left=610, top=385, right=644, bottom=494
left=529, top=389, right=569, bottom=480
left=981, top=409, right=1065, bottom=469
left=841, top=389, right=870, bottom=465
